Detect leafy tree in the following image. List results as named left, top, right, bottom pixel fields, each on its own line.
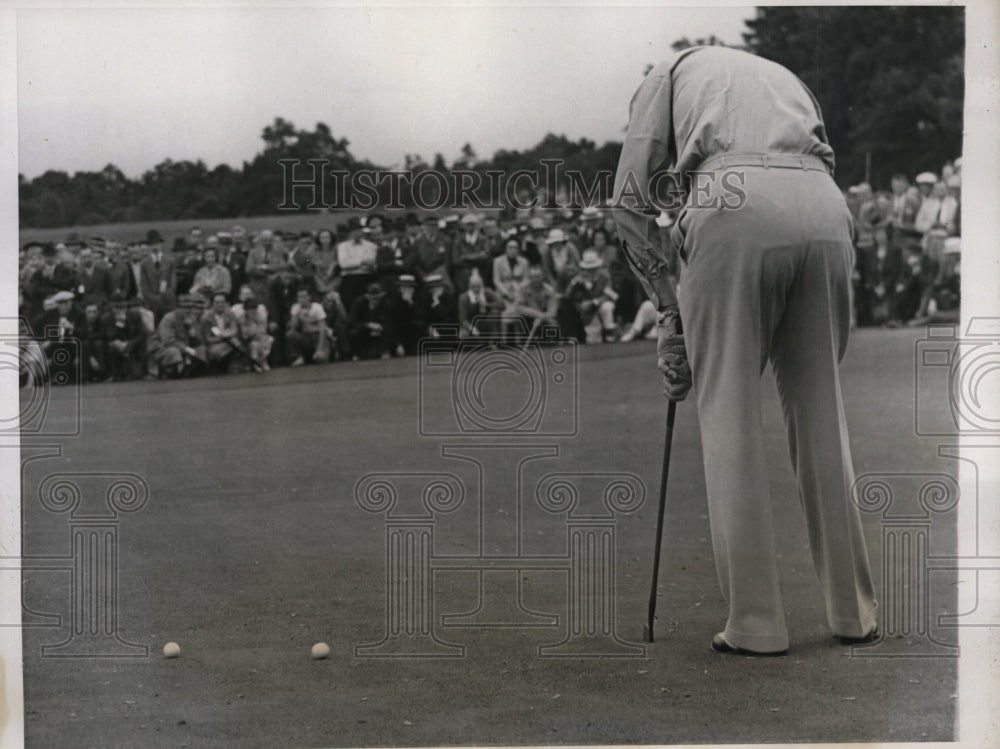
left=742, top=5, right=964, bottom=186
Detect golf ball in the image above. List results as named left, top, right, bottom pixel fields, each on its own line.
left=311, top=642, right=331, bottom=659
left=163, top=641, right=181, bottom=658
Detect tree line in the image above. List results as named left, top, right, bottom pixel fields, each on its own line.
left=19, top=5, right=963, bottom=229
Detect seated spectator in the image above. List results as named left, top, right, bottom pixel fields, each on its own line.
left=419, top=273, right=457, bottom=338
left=511, top=265, right=560, bottom=343
left=103, top=298, right=148, bottom=381
left=287, top=288, right=330, bottom=366
left=493, top=238, right=529, bottom=303
left=542, top=228, right=581, bottom=293
left=189, top=247, right=232, bottom=303
left=388, top=275, right=426, bottom=356
left=201, top=292, right=243, bottom=373
left=457, top=271, right=504, bottom=339
left=146, top=295, right=207, bottom=379
left=889, top=248, right=936, bottom=326
left=559, top=249, right=619, bottom=343
left=619, top=300, right=661, bottom=342
left=80, top=302, right=109, bottom=382
left=348, top=283, right=392, bottom=360
left=232, top=294, right=273, bottom=371
left=34, top=290, right=87, bottom=384
left=320, top=289, right=350, bottom=361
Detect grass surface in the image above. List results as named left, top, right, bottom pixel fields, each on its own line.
left=20, top=327, right=959, bottom=747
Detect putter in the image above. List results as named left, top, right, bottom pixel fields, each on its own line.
left=643, top=399, right=677, bottom=643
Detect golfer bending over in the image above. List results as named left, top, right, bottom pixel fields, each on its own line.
left=613, top=45, right=877, bottom=656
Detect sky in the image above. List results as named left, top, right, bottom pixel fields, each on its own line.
left=16, top=4, right=752, bottom=179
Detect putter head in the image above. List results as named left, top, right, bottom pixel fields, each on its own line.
left=643, top=624, right=653, bottom=643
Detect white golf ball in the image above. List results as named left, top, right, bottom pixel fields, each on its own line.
left=311, top=642, right=331, bottom=659
left=163, top=641, right=181, bottom=658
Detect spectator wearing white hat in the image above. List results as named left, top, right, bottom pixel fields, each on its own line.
left=457, top=270, right=504, bottom=339
left=450, top=213, right=493, bottom=292
left=541, top=227, right=581, bottom=293
left=561, top=249, right=619, bottom=343
left=577, top=205, right=604, bottom=249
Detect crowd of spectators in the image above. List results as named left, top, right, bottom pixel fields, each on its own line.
left=18, top=207, right=650, bottom=384
left=845, top=158, right=962, bottom=328
left=17, top=158, right=963, bottom=386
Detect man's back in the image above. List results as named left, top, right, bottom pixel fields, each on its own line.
left=647, top=46, right=835, bottom=178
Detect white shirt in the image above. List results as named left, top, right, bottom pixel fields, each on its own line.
left=336, top=239, right=377, bottom=273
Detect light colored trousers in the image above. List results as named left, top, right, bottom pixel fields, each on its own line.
left=675, top=158, right=877, bottom=652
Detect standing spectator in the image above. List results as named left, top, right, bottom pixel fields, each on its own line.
left=560, top=249, right=619, bottom=343
left=116, top=243, right=161, bottom=313
left=146, top=295, right=207, bottom=379
left=232, top=295, right=273, bottom=371
left=287, top=231, right=316, bottom=289
left=103, top=298, right=148, bottom=381
left=286, top=288, right=329, bottom=366
left=245, top=230, right=280, bottom=302
left=577, top=206, right=604, bottom=249
left=26, top=244, right=75, bottom=319
left=201, top=292, right=242, bottom=373
left=412, top=216, right=452, bottom=285
left=451, top=213, right=493, bottom=292
left=266, top=268, right=300, bottom=367
left=74, top=246, right=116, bottom=309
left=348, top=283, right=392, bottom=360
left=145, top=229, right=177, bottom=309
left=916, top=181, right=949, bottom=264
left=375, top=222, right=417, bottom=296
left=312, top=228, right=340, bottom=296
left=189, top=248, right=232, bottom=303
left=940, top=175, right=961, bottom=238
left=541, top=228, right=581, bottom=293
left=336, top=218, right=378, bottom=312
left=221, top=232, right=249, bottom=303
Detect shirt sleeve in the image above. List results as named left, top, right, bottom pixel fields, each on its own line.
left=612, top=65, right=679, bottom=309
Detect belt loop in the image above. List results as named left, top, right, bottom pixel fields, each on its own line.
left=797, top=156, right=805, bottom=170
left=762, top=153, right=770, bottom=169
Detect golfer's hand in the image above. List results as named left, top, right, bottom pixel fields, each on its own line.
left=656, top=306, right=691, bottom=401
